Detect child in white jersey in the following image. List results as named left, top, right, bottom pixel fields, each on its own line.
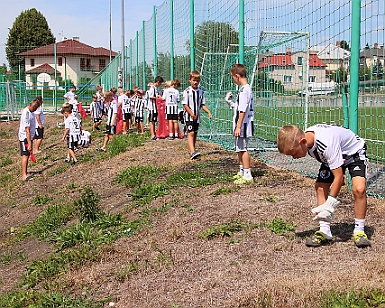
left=97, top=91, right=117, bottom=152
left=163, top=79, right=181, bottom=140
left=277, top=124, right=371, bottom=248
left=90, top=94, right=102, bottom=131
left=118, top=88, right=131, bottom=134
left=134, top=89, right=146, bottom=134
left=182, top=70, right=212, bottom=160
left=230, top=64, right=254, bottom=184
left=61, top=105, right=81, bottom=165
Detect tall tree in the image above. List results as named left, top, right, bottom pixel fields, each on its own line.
left=6, top=8, right=55, bottom=73
left=339, top=40, right=350, bottom=51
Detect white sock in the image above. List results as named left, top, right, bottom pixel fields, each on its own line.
left=243, top=168, right=252, bottom=180
left=319, top=221, right=332, bottom=239
left=174, top=133, right=178, bottom=137
left=169, top=133, right=173, bottom=137
left=354, top=218, right=366, bottom=234
left=239, top=165, right=244, bottom=176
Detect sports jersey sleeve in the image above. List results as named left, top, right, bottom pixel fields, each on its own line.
left=182, top=89, right=188, bottom=105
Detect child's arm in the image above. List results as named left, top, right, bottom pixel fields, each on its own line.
left=234, top=111, right=245, bottom=137
left=183, top=104, right=197, bottom=121
left=202, top=105, right=212, bottom=120
left=61, top=128, right=69, bottom=142
left=329, top=167, right=344, bottom=198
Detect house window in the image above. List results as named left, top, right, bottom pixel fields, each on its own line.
left=58, top=57, right=63, bottom=66
left=80, top=58, right=92, bottom=70
left=99, top=59, right=106, bottom=70
left=30, top=59, right=35, bottom=67
left=298, top=56, right=303, bottom=65
left=309, top=76, right=316, bottom=82
left=283, top=75, right=292, bottom=83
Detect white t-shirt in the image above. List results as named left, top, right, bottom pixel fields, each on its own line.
left=119, top=94, right=131, bottom=113
left=64, top=91, right=75, bottom=101
left=19, top=107, right=36, bottom=141
left=233, top=84, right=254, bottom=137
left=34, top=105, right=45, bottom=127
left=162, top=87, right=180, bottom=108
left=106, top=100, right=118, bottom=126
left=64, top=114, right=81, bottom=142
left=305, top=124, right=366, bottom=170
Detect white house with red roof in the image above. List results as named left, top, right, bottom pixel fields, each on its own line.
left=258, top=51, right=328, bottom=91
left=18, top=37, right=117, bottom=86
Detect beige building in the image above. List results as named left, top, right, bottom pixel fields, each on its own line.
left=19, top=37, right=117, bottom=86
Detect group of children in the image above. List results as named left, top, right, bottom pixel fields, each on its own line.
left=19, top=64, right=372, bottom=249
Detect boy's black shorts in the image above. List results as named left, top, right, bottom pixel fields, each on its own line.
left=105, top=125, right=116, bottom=135
left=122, top=112, right=132, bottom=121
left=148, top=111, right=158, bottom=123
left=185, top=121, right=199, bottom=134
left=316, top=159, right=368, bottom=183
left=166, top=113, right=179, bottom=121
left=34, top=127, right=44, bottom=139
left=19, top=139, right=30, bottom=156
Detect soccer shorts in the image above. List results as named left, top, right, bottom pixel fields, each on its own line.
left=185, top=121, right=199, bottom=134
left=34, top=127, right=44, bottom=140
left=19, top=139, right=31, bottom=156
left=148, top=111, right=158, bottom=123
left=105, top=125, right=116, bottom=135
left=234, top=137, right=249, bottom=152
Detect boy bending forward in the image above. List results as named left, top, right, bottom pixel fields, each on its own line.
left=277, top=124, right=370, bottom=248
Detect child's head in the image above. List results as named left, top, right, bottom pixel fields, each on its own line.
left=104, top=91, right=114, bottom=102
left=230, top=64, right=247, bottom=85
left=154, top=76, right=164, bottom=87
left=171, top=79, right=180, bottom=88
left=189, top=70, right=201, bottom=89
left=71, top=85, right=76, bottom=92
left=96, top=85, right=103, bottom=92
left=35, top=96, right=43, bottom=105
left=277, top=125, right=307, bottom=159
left=133, top=86, right=139, bottom=94
left=61, top=105, right=72, bottom=117
left=147, top=82, right=153, bottom=88
left=29, top=99, right=40, bottom=112
left=92, top=94, right=97, bottom=101
left=164, top=80, right=171, bottom=89
left=118, top=88, right=124, bottom=95
left=62, top=102, right=73, bottom=111
left=110, top=87, right=117, bottom=95
left=137, top=89, right=144, bottom=98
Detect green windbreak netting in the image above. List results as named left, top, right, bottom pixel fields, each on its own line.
left=4, top=0, right=384, bottom=197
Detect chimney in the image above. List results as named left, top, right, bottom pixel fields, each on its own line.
left=73, top=36, right=80, bottom=42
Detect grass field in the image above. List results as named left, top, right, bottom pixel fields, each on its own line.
left=1, top=114, right=385, bottom=307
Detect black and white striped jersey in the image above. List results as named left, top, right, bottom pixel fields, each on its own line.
left=182, top=86, right=205, bottom=123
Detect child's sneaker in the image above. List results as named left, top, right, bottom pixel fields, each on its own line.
left=64, top=158, right=70, bottom=163
left=305, top=231, right=332, bottom=247
left=353, top=231, right=371, bottom=248
left=190, top=152, right=200, bottom=160
left=233, top=177, right=253, bottom=184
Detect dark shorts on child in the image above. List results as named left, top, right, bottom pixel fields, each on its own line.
left=178, top=110, right=185, bottom=124
left=123, top=112, right=132, bottom=121
left=317, top=151, right=368, bottom=183
left=67, top=138, right=78, bottom=150
left=185, top=121, right=199, bottom=134
left=34, top=127, right=44, bottom=140
left=135, top=117, right=144, bottom=123
left=93, top=117, right=102, bottom=123
left=19, top=139, right=30, bottom=156
left=149, top=111, right=158, bottom=123
left=166, top=113, right=179, bottom=121
left=105, top=125, right=116, bottom=135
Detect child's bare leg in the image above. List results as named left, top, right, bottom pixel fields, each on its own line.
left=21, top=155, right=29, bottom=180
left=187, top=132, right=195, bottom=154
left=352, top=176, right=367, bottom=219
left=68, top=148, right=77, bottom=162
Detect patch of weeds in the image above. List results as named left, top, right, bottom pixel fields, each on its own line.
left=319, top=288, right=385, bottom=307
left=0, top=251, right=13, bottom=265
left=20, top=203, right=76, bottom=241
left=74, top=187, right=103, bottom=223
left=115, top=165, right=168, bottom=188
left=0, top=290, right=103, bottom=308
left=0, top=173, right=15, bottom=188
left=116, top=261, right=140, bottom=282
left=146, top=249, right=175, bottom=272
left=77, top=152, right=95, bottom=163
left=48, top=164, right=68, bottom=176
left=181, top=203, right=195, bottom=213
left=211, top=185, right=240, bottom=196
left=0, top=156, right=12, bottom=168
left=66, top=182, right=78, bottom=190
left=260, top=194, right=279, bottom=203
left=129, top=182, right=170, bottom=206
left=108, top=132, right=149, bottom=156
left=20, top=244, right=99, bottom=289
left=33, top=193, right=52, bottom=207
left=197, top=220, right=259, bottom=240
left=267, top=218, right=296, bottom=235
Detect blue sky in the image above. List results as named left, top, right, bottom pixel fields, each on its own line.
left=0, top=0, right=165, bottom=67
